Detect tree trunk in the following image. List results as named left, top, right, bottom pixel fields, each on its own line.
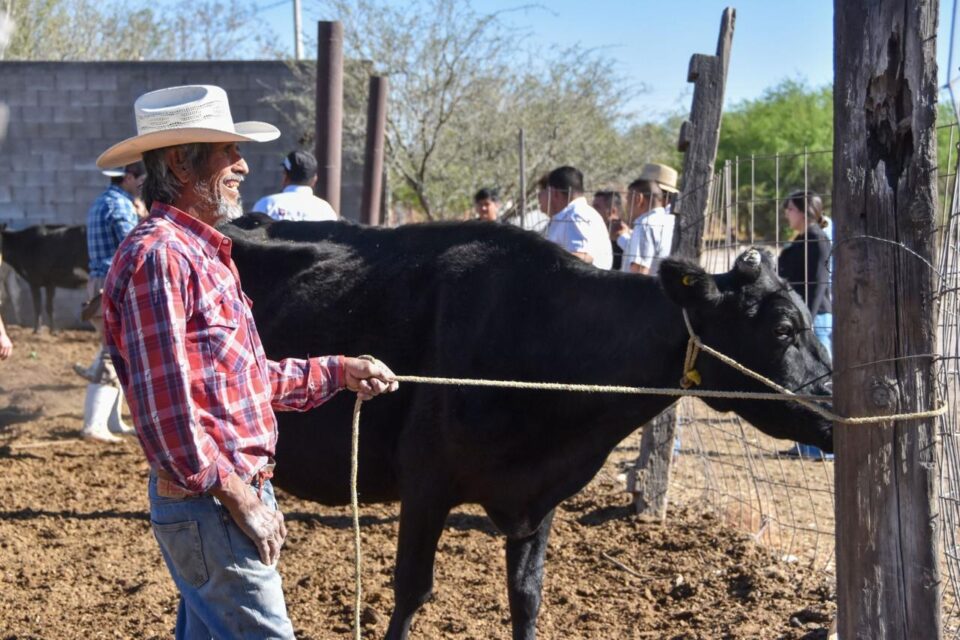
left=833, top=1, right=941, bottom=638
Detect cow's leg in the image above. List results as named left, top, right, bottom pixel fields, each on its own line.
left=45, top=286, right=56, bottom=334
left=505, top=509, right=556, bottom=640
left=29, top=285, right=41, bottom=333
left=384, top=496, right=449, bottom=640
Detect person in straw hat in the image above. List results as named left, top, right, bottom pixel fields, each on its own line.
left=623, top=162, right=680, bottom=275
left=97, top=85, right=399, bottom=638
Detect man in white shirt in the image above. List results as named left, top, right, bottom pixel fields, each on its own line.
left=542, top=165, right=613, bottom=270
left=624, top=163, right=679, bottom=275
left=252, top=150, right=338, bottom=221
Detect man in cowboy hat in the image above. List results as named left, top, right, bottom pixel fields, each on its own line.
left=97, top=85, right=398, bottom=638
left=624, top=162, right=680, bottom=275
left=73, top=162, right=145, bottom=443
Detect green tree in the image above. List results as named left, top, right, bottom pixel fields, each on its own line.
left=717, top=78, right=833, bottom=240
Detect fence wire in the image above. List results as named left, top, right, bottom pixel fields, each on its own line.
left=621, top=128, right=960, bottom=635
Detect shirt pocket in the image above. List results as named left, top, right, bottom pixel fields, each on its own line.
left=198, top=294, right=255, bottom=375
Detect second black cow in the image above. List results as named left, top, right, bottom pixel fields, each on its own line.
left=1, top=224, right=89, bottom=332
left=225, top=217, right=834, bottom=640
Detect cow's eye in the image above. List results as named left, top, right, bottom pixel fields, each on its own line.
left=773, top=323, right=795, bottom=341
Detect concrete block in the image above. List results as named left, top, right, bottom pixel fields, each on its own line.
left=40, top=122, right=72, bottom=140
left=71, top=121, right=102, bottom=139
left=41, top=152, right=73, bottom=171
left=86, top=72, right=117, bottom=91
left=55, top=69, right=87, bottom=91
left=7, top=90, right=39, bottom=108
left=53, top=105, right=87, bottom=123
left=74, top=186, right=102, bottom=207
left=0, top=186, right=11, bottom=203
left=67, top=89, right=102, bottom=107
left=0, top=203, right=25, bottom=218
left=21, top=106, right=53, bottom=123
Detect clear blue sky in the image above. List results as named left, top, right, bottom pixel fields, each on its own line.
left=255, top=0, right=959, bottom=118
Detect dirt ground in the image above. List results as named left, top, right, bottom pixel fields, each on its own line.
left=0, top=326, right=835, bottom=639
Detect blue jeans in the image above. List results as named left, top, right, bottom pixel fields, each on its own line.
left=790, top=312, right=834, bottom=459
left=148, top=473, right=294, bottom=639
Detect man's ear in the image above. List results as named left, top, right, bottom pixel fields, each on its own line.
left=659, top=258, right=722, bottom=310
left=166, top=148, right=191, bottom=184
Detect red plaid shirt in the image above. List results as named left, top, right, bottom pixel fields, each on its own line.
left=103, top=204, right=345, bottom=493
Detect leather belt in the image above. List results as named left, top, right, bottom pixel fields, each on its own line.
left=155, top=460, right=276, bottom=500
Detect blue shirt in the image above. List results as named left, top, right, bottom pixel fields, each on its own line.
left=87, top=185, right=139, bottom=277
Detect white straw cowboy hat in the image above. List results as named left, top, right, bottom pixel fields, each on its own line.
left=637, top=163, right=680, bottom=194
left=96, top=85, right=280, bottom=169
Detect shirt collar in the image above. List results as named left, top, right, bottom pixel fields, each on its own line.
left=633, top=206, right=666, bottom=225
left=282, top=185, right=314, bottom=194
left=107, top=184, right=134, bottom=202
left=151, top=203, right=233, bottom=262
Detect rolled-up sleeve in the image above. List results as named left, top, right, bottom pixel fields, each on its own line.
left=269, top=355, right=345, bottom=411
left=120, top=249, right=233, bottom=493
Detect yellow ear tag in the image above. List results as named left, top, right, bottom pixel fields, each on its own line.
left=682, top=275, right=694, bottom=286
left=680, top=369, right=701, bottom=389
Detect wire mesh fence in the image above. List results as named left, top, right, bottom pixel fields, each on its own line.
left=635, top=120, right=960, bottom=635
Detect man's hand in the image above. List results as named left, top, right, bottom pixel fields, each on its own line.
left=609, top=217, right=629, bottom=241
left=210, top=472, right=286, bottom=565
left=0, top=332, right=12, bottom=360
left=344, top=356, right=399, bottom=401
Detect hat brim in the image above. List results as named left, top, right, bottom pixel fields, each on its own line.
left=96, top=121, right=280, bottom=169
left=660, top=184, right=679, bottom=194
left=101, top=169, right=125, bottom=178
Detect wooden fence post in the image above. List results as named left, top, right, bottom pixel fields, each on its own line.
left=628, top=7, right=735, bottom=521
left=833, top=1, right=942, bottom=638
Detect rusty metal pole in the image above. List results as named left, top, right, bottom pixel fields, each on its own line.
left=315, top=21, right=343, bottom=214
left=361, top=75, right=388, bottom=226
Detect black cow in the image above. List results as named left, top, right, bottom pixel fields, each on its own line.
left=0, top=224, right=89, bottom=332
left=224, top=216, right=833, bottom=640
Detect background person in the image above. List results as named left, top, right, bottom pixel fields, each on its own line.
left=74, top=162, right=144, bottom=442
left=252, top=149, right=337, bottom=221
left=593, top=189, right=629, bottom=271
left=97, top=84, right=398, bottom=638
left=777, top=190, right=832, bottom=460
left=474, top=187, right=500, bottom=221
left=624, top=163, right=679, bottom=275
left=542, top=165, right=613, bottom=269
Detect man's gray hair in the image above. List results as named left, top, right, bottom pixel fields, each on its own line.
left=141, top=143, right=212, bottom=208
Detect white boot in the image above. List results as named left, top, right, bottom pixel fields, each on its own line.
left=108, top=388, right=135, bottom=436
left=81, top=383, right=122, bottom=443
left=73, top=347, right=103, bottom=382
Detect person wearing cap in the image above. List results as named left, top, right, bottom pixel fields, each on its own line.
left=624, top=163, right=679, bottom=275
left=252, top=149, right=337, bottom=222
left=73, top=161, right=145, bottom=443
left=474, top=187, right=500, bottom=221
left=95, top=85, right=398, bottom=638
left=542, top=165, right=613, bottom=269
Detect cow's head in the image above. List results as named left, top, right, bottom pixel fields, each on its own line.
left=659, top=248, right=833, bottom=452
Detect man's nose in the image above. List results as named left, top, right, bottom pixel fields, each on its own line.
left=234, top=157, right=249, bottom=175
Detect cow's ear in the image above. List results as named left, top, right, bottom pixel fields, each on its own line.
left=660, top=258, right=722, bottom=309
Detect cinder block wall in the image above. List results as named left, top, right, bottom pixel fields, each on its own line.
left=0, top=61, right=362, bottom=328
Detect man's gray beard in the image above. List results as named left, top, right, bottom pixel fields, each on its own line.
left=196, top=177, right=243, bottom=223
left=218, top=197, right=243, bottom=222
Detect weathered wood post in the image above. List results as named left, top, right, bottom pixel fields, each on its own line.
left=315, top=21, right=344, bottom=214
left=628, top=7, right=734, bottom=521
left=361, top=75, right=388, bottom=226
left=833, top=1, right=942, bottom=638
